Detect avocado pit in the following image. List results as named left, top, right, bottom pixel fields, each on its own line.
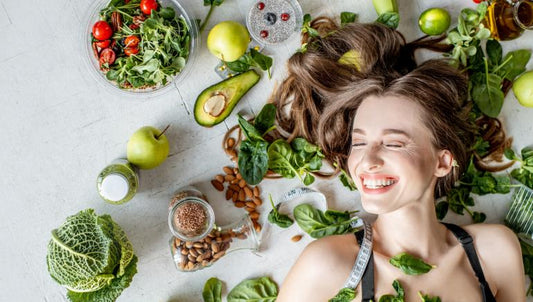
left=203, top=93, right=227, bottom=117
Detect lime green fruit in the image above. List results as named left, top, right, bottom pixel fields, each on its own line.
left=127, top=126, right=169, bottom=169
left=207, top=21, right=250, bottom=62
left=513, top=70, right=533, bottom=107
left=418, top=8, right=451, bottom=36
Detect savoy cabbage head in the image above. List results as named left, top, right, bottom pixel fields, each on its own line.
left=47, top=209, right=137, bottom=302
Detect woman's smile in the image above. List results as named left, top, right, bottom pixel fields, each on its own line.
left=359, top=174, right=398, bottom=194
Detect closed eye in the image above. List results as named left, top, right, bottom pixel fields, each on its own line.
left=384, top=142, right=403, bottom=148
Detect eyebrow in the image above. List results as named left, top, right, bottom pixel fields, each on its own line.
left=352, top=128, right=412, bottom=138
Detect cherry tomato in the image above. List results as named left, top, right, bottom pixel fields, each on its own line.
left=124, top=35, right=140, bottom=48
left=92, top=20, right=113, bottom=40
left=95, top=40, right=111, bottom=48
left=140, top=0, right=158, bottom=15
left=473, top=0, right=484, bottom=3
left=124, top=47, right=139, bottom=56
left=99, top=48, right=116, bottom=67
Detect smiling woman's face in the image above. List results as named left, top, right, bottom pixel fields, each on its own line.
left=347, top=95, right=443, bottom=214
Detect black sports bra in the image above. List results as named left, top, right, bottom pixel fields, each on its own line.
left=351, top=223, right=496, bottom=302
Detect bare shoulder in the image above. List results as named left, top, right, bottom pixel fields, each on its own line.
left=276, top=233, right=359, bottom=302
left=462, top=223, right=525, bottom=300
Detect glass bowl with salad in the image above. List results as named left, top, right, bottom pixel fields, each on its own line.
left=83, top=0, right=199, bottom=96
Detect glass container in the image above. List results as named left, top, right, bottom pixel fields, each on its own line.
left=246, top=0, right=303, bottom=45
left=96, top=158, right=139, bottom=204
left=485, top=0, right=533, bottom=41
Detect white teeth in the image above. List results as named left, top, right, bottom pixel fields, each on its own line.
left=363, top=178, right=395, bottom=189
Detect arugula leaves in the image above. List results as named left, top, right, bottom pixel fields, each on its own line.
left=389, top=253, right=435, bottom=275
left=267, top=195, right=294, bottom=228
left=329, top=288, right=357, bottom=302
left=379, top=280, right=405, bottom=302
left=202, top=277, right=222, bottom=302
left=227, top=276, right=278, bottom=302
left=293, top=204, right=358, bottom=238
left=226, top=49, right=274, bottom=78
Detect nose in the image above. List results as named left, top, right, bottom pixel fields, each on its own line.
left=360, top=144, right=384, bottom=172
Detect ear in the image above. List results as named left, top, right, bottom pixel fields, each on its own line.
left=434, top=150, right=453, bottom=177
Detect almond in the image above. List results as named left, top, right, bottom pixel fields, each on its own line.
left=211, top=179, right=224, bottom=191
left=234, top=201, right=245, bottom=208
left=239, top=179, right=246, bottom=188
left=232, top=191, right=238, bottom=202
left=215, top=174, right=225, bottom=183
left=253, top=186, right=260, bottom=197
left=245, top=201, right=256, bottom=208
left=245, top=206, right=255, bottom=213
left=238, top=189, right=246, bottom=201
left=227, top=137, right=235, bottom=148
left=229, top=184, right=240, bottom=191
left=291, top=235, right=303, bottom=242
left=244, top=186, right=253, bottom=198
left=225, top=174, right=236, bottom=182
left=223, top=166, right=234, bottom=175
left=252, top=197, right=263, bottom=206
left=249, top=211, right=260, bottom=219
left=225, top=189, right=233, bottom=200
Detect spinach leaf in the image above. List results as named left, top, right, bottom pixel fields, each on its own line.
left=329, top=287, right=357, bottom=302
left=254, top=103, right=276, bottom=135
left=389, top=253, right=435, bottom=275
left=418, top=292, right=441, bottom=302
left=376, top=12, right=400, bottom=29
left=486, top=39, right=502, bottom=68
left=499, top=50, right=532, bottom=81
left=471, top=60, right=504, bottom=118
left=472, top=211, right=487, bottom=224
left=202, top=277, right=222, bottom=302
left=301, top=13, right=319, bottom=37
left=333, top=162, right=357, bottom=191
left=251, top=49, right=273, bottom=79
left=268, top=139, right=298, bottom=179
left=227, top=276, right=278, bottom=302
left=379, top=280, right=405, bottom=302
left=238, top=140, right=269, bottom=185
left=267, top=195, right=294, bottom=228
left=293, top=204, right=358, bottom=239
left=226, top=55, right=253, bottom=73
left=238, top=115, right=265, bottom=142
left=340, top=12, right=357, bottom=26
left=509, top=146, right=533, bottom=189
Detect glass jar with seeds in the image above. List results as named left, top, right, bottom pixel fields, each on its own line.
left=168, top=187, right=260, bottom=272
left=246, top=0, right=303, bottom=45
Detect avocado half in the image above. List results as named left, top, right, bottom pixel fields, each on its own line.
left=194, top=70, right=261, bottom=127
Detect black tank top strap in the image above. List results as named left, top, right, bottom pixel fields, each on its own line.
left=354, top=229, right=375, bottom=302
left=443, top=223, right=496, bottom=302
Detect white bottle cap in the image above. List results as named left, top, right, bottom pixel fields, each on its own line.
left=100, top=173, right=129, bottom=201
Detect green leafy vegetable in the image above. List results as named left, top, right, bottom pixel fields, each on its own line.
left=519, top=238, right=533, bottom=296
left=254, top=103, right=276, bottom=135
left=226, top=49, right=274, bottom=78
left=47, top=209, right=137, bottom=302
left=227, top=276, right=278, bottom=302
left=507, top=146, right=533, bottom=189
left=435, top=201, right=449, bottom=220
left=329, top=287, right=357, bottom=302
left=340, top=12, right=358, bottom=26
left=334, top=162, right=357, bottom=191
left=238, top=115, right=266, bottom=142
left=389, top=253, right=435, bottom=275
left=376, top=12, right=400, bottom=29
left=379, top=280, right=405, bottom=302
left=302, top=14, right=319, bottom=38
left=203, top=277, right=223, bottom=302
left=470, top=60, right=504, bottom=118
left=418, top=291, right=441, bottom=302
left=238, top=139, right=269, bottom=186
left=268, top=194, right=294, bottom=228
left=293, top=204, right=358, bottom=238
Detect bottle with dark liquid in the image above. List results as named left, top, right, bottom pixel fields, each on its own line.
left=485, top=0, right=533, bottom=41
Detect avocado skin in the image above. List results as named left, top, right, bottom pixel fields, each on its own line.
left=194, top=70, right=261, bottom=127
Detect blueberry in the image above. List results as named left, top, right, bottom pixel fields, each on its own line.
left=264, top=12, right=277, bottom=25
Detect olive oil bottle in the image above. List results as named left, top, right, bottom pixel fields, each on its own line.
left=485, top=0, right=533, bottom=41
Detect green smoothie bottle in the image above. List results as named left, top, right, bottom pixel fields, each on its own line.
left=97, top=158, right=139, bottom=204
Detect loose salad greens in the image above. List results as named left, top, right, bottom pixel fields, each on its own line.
left=46, top=209, right=137, bottom=302
left=91, top=0, right=191, bottom=89
left=330, top=288, right=357, bottom=302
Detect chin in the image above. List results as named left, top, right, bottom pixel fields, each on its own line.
left=360, top=198, right=391, bottom=215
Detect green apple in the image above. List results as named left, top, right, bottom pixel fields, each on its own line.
left=127, top=125, right=170, bottom=169
left=513, top=70, right=533, bottom=108
left=207, top=21, right=250, bottom=62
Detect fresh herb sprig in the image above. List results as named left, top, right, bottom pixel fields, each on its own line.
left=293, top=203, right=358, bottom=238
left=267, top=194, right=294, bottom=228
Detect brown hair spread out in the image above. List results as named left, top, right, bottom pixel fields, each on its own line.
left=271, top=20, right=488, bottom=198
